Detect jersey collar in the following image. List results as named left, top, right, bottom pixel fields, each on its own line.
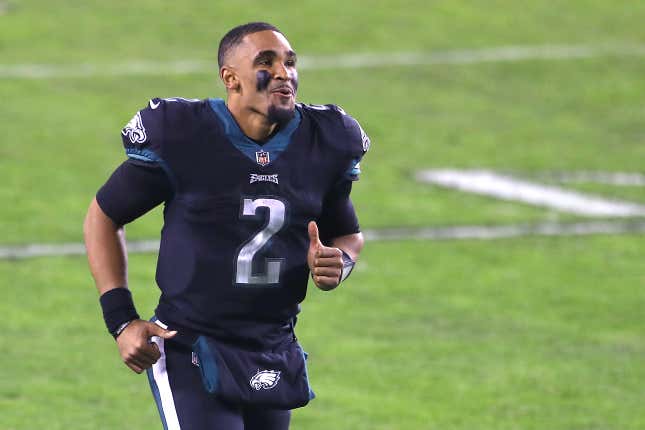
left=208, top=98, right=301, bottom=166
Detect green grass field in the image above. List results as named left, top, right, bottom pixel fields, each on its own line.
left=2, top=1, right=645, bottom=429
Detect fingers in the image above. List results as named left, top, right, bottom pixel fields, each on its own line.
left=312, top=265, right=341, bottom=289
left=125, top=362, right=144, bottom=374
left=310, top=245, right=343, bottom=290
left=116, top=320, right=174, bottom=374
left=315, top=256, right=342, bottom=268
left=120, top=340, right=161, bottom=373
left=316, top=246, right=342, bottom=259
left=125, top=355, right=149, bottom=374
left=314, top=248, right=342, bottom=273
left=311, top=274, right=340, bottom=290
left=312, top=266, right=341, bottom=277
left=138, top=341, right=161, bottom=363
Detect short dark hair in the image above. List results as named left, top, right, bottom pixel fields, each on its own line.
left=218, top=22, right=283, bottom=69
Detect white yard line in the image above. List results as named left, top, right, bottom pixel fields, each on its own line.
left=541, top=171, right=645, bottom=186
left=2, top=221, right=645, bottom=259
left=363, top=221, right=645, bottom=241
left=364, top=221, right=645, bottom=241
left=2, top=43, right=645, bottom=79
left=0, top=240, right=159, bottom=260
left=3, top=168, right=645, bottom=259
left=416, top=169, right=645, bottom=217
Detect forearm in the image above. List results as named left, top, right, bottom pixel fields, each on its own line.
left=83, top=197, right=128, bottom=295
left=330, top=232, right=364, bottom=261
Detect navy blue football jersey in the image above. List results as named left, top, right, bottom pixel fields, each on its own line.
left=119, top=97, right=369, bottom=345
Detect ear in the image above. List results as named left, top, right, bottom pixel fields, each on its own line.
left=220, top=66, right=240, bottom=92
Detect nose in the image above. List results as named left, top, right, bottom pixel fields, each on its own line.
left=272, top=62, right=288, bottom=81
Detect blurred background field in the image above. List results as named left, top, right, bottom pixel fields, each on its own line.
left=1, top=1, right=645, bottom=429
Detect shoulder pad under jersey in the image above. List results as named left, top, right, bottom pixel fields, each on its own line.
left=300, top=103, right=371, bottom=181
left=120, top=97, right=201, bottom=164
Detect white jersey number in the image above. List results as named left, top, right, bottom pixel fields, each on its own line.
left=235, top=198, right=286, bottom=285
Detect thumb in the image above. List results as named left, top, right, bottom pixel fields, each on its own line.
left=148, top=322, right=178, bottom=339
left=308, top=221, right=322, bottom=249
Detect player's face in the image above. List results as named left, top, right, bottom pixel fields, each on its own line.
left=233, top=31, right=299, bottom=124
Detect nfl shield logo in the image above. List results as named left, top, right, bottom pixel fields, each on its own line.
left=256, top=150, right=270, bottom=166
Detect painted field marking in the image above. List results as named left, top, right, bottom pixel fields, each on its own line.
left=416, top=169, right=645, bottom=217
left=363, top=220, right=645, bottom=241
left=2, top=220, right=645, bottom=260
left=2, top=169, right=645, bottom=259
left=539, top=171, right=645, bottom=186
left=1, top=43, right=645, bottom=79
left=0, top=240, right=159, bottom=260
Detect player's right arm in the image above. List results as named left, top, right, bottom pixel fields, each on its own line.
left=84, top=100, right=177, bottom=373
left=83, top=196, right=175, bottom=374
left=84, top=197, right=127, bottom=297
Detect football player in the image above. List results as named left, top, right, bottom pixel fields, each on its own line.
left=84, top=22, right=369, bottom=429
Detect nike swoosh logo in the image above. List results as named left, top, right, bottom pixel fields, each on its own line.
left=149, top=99, right=160, bottom=110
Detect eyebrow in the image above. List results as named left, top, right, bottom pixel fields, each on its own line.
left=253, top=49, right=298, bottom=64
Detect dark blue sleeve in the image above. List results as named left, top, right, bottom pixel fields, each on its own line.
left=120, top=98, right=168, bottom=164
left=97, top=98, right=176, bottom=225
left=317, top=180, right=360, bottom=243
left=302, top=103, right=370, bottom=182
left=340, top=110, right=370, bottom=182
left=317, top=106, right=367, bottom=240
left=96, top=160, right=173, bottom=226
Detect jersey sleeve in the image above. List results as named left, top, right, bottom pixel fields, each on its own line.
left=95, top=99, right=175, bottom=225
left=121, top=98, right=167, bottom=165
left=96, top=160, right=173, bottom=226
left=318, top=106, right=369, bottom=239
left=340, top=110, right=370, bottom=182
left=317, top=180, right=360, bottom=243
left=121, top=97, right=178, bottom=184
left=301, top=103, right=371, bottom=182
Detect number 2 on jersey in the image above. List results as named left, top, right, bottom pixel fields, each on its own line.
left=235, top=198, right=286, bottom=285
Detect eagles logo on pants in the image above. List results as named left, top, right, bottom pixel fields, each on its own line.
left=250, top=370, right=281, bottom=390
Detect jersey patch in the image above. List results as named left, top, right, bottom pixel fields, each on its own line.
left=250, top=173, right=279, bottom=184
left=191, top=352, right=200, bottom=367
left=122, top=112, right=147, bottom=144
left=256, top=150, right=270, bottom=166
left=360, top=126, right=371, bottom=153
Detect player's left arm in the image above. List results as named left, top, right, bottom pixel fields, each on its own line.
left=308, top=178, right=366, bottom=291
left=308, top=107, right=370, bottom=290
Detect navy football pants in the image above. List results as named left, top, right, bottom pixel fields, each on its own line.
left=147, top=335, right=291, bottom=429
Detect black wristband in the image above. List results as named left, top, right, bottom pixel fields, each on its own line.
left=99, top=288, right=140, bottom=338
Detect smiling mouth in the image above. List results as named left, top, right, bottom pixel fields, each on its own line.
left=271, top=87, right=294, bottom=96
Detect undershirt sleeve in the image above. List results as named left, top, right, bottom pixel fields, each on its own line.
left=317, top=180, right=360, bottom=244
left=96, top=160, right=173, bottom=226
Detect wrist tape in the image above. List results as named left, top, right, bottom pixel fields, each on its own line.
left=340, top=250, right=355, bottom=283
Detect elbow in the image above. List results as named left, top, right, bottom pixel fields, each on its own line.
left=354, top=232, right=365, bottom=257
